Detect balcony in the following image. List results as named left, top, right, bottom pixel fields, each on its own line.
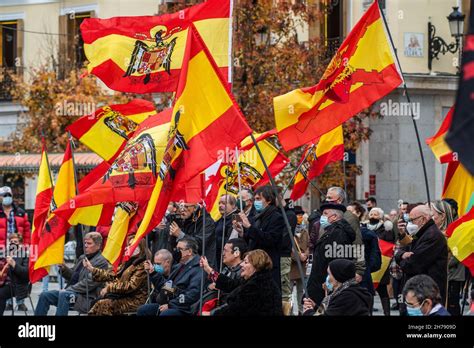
left=0, top=68, right=17, bottom=102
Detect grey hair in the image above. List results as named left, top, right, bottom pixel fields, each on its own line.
left=84, top=232, right=103, bottom=247
left=241, top=188, right=254, bottom=201
left=155, top=249, right=173, bottom=263
left=328, top=187, right=346, bottom=204
left=179, top=237, right=198, bottom=254
left=327, top=208, right=344, bottom=220
left=221, top=194, right=237, bottom=207
left=370, top=207, right=384, bottom=218
left=402, top=274, right=442, bottom=305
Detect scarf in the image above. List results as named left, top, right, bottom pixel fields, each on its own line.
left=316, top=278, right=359, bottom=315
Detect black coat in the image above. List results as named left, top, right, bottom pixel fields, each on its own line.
left=395, top=219, right=448, bottom=301
left=324, top=284, right=372, bottom=316
left=371, top=223, right=393, bottom=286
left=359, top=226, right=381, bottom=295
left=213, top=269, right=283, bottom=316
left=176, top=211, right=216, bottom=267
left=215, top=210, right=237, bottom=264
left=307, top=219, right=356, bottom=305
left=280, top=207, right=297, bottom=257
left=5, top=253, right=29, bottom=300
left=243, top=205, right=284, bottom=287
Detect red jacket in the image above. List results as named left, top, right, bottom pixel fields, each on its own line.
left=0, top=205, right=31, bottom=246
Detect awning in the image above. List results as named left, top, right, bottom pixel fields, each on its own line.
left=0, top=152, right=103, bottom=173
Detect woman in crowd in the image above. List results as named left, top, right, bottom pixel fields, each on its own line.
left=431, top=200, right=464, bottom=315
left=366, top=207, right=395, bottom=316
left=302, top=259, right=372, bottom=316
left=200, top=249, right=283, bottom=316
left=83, top=237, right=150, bottom=316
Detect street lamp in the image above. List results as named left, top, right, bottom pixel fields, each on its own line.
left=428, top=6, right=465, bottom=72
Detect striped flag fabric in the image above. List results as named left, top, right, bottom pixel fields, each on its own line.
left=446, top=207, right=474, bottom=275
left=371, top=239, right=395, bottom=290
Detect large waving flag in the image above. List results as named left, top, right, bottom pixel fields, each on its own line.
left=446, top=207, right=474, bottom=275
left=371, top=239, right=395, bottom=290
left=273, top=1, right=402, bottom=151
left=205, top=134, right=289, bottom=220
left=443, top=161, right=474, bottom=216
left=445, top=5, right=474, bottom=176
left=81, top=0, right=232, bottom=93
left=290, top=126, right=344, bottom=201
left=127, top=25, right=252, bottom=254
left=67, top=99, right=156, bottom=163
left=33, top=142, right=77, bottom=274
left=29, top=142, right=54, bottom=283
left=426, top=106, right=455, bottom=163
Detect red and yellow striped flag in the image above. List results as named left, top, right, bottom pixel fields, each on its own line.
left=29, top=142, right=54, bottom=283
left=67, top=99, right=156, bottom=163
left=273, top=1, right=402, bottom=151
left=81, top=0, right=232, bottom=93
left=426, top=106, right=455, bottom=163
left=371, top=239, right=395, bottom=290
left=446, top=207, right=474, bottom=275
left=205, top=134, right=289, bottom=221
left=126, top=25, right=252, bottom=254
left=443, top=161, right=474, bottom=216
left=33, top=142, right=77, bottom=271
left=290, top=126, right=344, bottom=201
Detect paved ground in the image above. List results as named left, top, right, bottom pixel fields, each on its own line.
left=3, top=280, right=471, bottom=316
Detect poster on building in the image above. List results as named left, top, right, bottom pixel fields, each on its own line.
left=404, top=33, right=424, bottom=57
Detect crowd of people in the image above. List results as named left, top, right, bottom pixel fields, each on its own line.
left=0, top=183, right=472, bottom=317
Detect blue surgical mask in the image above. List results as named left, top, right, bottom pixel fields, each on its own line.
left=2, top=196, right=12, bottom=206
left=320, top=215, right=331, bottom=228
left=403, top=213, right=409, bottom=222
left=153, top=264, right=164, bottom=274
left=407, top=306, right=424, bottom=316
left=325, top=275, right=333, bottom=292
left=254, top=200, right=264, bottom=212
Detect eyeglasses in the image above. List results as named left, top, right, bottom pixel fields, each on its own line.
left=405, top=299, right=426, bottom=308
left=177, top=247, right=189, bottom=252
left=407, top=215, right=423, bottom=223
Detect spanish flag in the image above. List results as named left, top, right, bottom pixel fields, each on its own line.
left=102, top=202, right=138, bottom=270
left=290, top=126, right=344, bottom=201
left=67, top=99, right=156, bottom=163
left=446, top=207, right=474, bottom=275
left=29, top=142, right=54, bottom=283
left=33, top=142, right=77, bottom=271
left=205, top=134, right=289, bottom=221
left=127, top=25, right=252, bottom=254
left=371, top=239, right=395, bottom=290
left=273, top=1, right=402, bottom=151
left=81, top=0, right=232, bottom=93
left=426, top=106, right=455, bottom=163
left=442, top=161, right=474, bottom=216
left=54, top=109, right=173, bottom=223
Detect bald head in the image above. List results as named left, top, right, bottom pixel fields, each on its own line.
left=409, top=204, right=432, bottom=229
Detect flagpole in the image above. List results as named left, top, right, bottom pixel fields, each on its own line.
left=342, top=158, right=348, bottom=196
left=281, top=143, right=317, bottom=197
left=287, top=162, right=326, bottom=200
left=378, top=1, right=431, bottom=204
left=219, top=166, right=230, bottom=273
left=249, top=133, right=308, bottom=297
left=68, top=132, right=89, bottom=311
left=235, top=147, right=244, bottom=210
left=199, top=173, right=206, bottom=316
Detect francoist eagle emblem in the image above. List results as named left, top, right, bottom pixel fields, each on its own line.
left=124, top=26, right=181, bottom=85
left=100, top=106, right=139, bottom=140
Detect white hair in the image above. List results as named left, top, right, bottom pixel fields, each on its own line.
left=370, top=207, right=384, bottom=218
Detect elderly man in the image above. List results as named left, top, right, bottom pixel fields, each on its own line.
left=403, top=274, right=450, bottom=316
left=139, top=238, right=202, bottom=316
left=215, top=194, right=238, bottom=265
left=395, top=204, right=448, bottom=302
left=321, top=187, right=366, bottom=282
left=240, top=189, right=256, bottom=220
left=307, top=202, right=356, bottom=306
left=169, top=202, right=216, bottom=267
left=35, top=232, right=109, bottom=316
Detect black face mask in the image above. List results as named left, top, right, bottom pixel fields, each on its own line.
left=172, top=249, right=182, bottom=263
left=369, top=218, right=380, bottom=225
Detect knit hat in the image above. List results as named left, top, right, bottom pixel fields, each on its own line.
left=328, top=259, right=356, bottom=283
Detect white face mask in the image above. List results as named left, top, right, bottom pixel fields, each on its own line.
left=406, top=222, right=420, bottom=235
left=132, top=247, right=140, bottom=257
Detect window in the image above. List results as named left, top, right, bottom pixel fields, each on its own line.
left=0, top=20, right=23, bottom=101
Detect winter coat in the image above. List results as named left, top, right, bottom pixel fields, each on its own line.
left=243, top=205, right=284, bottom=287
left=371, top=222, right=395, bottom=286
left=290, top=227, right=309, bottom=280
left=280, top=207, right=297, bottom=257
left=307, top=218, right=356, bottom=305
left=213, top=269, right=283, bottom=316
left=4, top=249, right=29, bottom=300
left=88, top=255, right=148, bottom=315
left=0, top=205, right=31, bottom=246
left=395, top=219, right=448, bottom=301
left=448, top=252, right=466, bottom=282
left=344, top=210, right=366, bottom=277
left=359, top=226, right=381, bottom=295
left=60, top=252, right=110, bottom=313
